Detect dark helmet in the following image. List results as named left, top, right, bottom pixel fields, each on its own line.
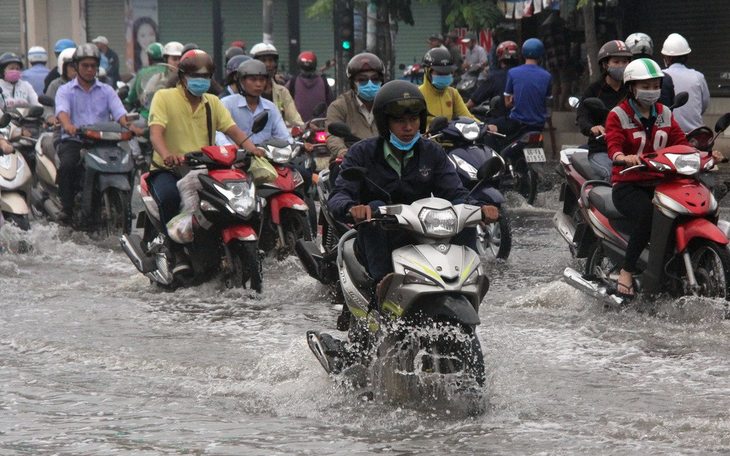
left=297, top=51, right=317, bottom=72
left=181, top=43, right=200, bottom=55
left=237, top=59, right=268, bottom=78
left=521, top=38, right=545, bottom=59
left=597, top=40, right=632, bottom=66
left=422, top=47, right=455, bottom=73
left=373, top=80, right=428, bottom=138
left=226, top=54, right=251, bottom=76
left=496, top=41, right=519, bottom=61
left=225, top=46, right=244, bottom=63
left=72, top=43, right=101, bottom=63
left=178, top=49, right=214, bottom=76
left=0, top=52, right=23, bottom=73
left=346, top=52, right=384, bottom=79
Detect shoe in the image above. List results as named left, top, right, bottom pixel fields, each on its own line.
left=374, top=272, right=395, bottom=307
left=172, top=258, right=193, bottom=278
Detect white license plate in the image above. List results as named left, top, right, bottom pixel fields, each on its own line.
left=524, top=147, right=546, bottom=163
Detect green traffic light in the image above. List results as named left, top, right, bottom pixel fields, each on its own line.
left=342, top=40, right=351, bottom=50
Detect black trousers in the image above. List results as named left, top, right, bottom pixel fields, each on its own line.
left=57, top=140, right=84, bottom=213
left=612, top=183, right=655, bottom=273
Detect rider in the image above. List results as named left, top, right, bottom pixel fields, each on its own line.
left=605, top=58, right=722, bottom=299
left=219, top=54, right=250, bottom=99
left=54, top=43, right=144, bottom=224
left=325, top=52, right=384, bottom=160
left=0, top=52, right=40, bottom=109
left=124, top=42, right=166, bottom=114
left=465, top=40, right=519, bottom=114
left=147, top=49, right=262, bottom=277
left=21, top=46, right=50, bottom=96
left=418, top=47, right=476, bottom=130
left=328, top=80, right=499, bottom=306
left=286, top=51, right=335, bottom=123
left=576, top=40, right=632, bottom=181
left=249, top=42, right=303, bottom=127
left=43, top=38, right=75, bottom=94
left=624, top=33, right=674, bottom=106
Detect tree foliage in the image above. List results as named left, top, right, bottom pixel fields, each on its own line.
left=435, top=0, right=503, bottom=30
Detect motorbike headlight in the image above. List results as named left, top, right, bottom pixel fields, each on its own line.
left=418, top=207, right=457, bottom=236
left=463, top=268, right=480, bottom=286
left=267, top=146, right=294, bottom=164
left=666, top=152, right=701, bottom=175
left=403, top=268, right=439, bottom=286
left=452, top=155, right=478, bottom=180
left=455, top=122, right=480, bottom=141
left=216, top=181, right=256, bottom=217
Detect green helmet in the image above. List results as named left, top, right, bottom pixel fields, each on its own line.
left=146, top=42, right=164, bottom=61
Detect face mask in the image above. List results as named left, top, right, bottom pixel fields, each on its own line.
left=357, top=80, right=381, bottom=101
left=607, top=66, right=625, bottom=81
left=431, top=75, right=453, bottom=90
left=635, top=88, right=660, bottom=107
left=186, top=77, right=211, bottom=97
left=5, top=70, right=21, bottom=83
left=390, top=132, right=419, bottom=151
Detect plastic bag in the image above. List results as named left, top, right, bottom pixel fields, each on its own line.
left=177, top=168, right=207, bottom=213
left=166, top=212, right=195, bottom=244
left=248, top=156, right=277, bottom=185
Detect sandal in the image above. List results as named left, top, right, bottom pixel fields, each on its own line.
left=615, top=280, right=635, bottom=300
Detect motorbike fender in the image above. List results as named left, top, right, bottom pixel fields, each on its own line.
left=221, top=225, right=258, bottom=243
left=675, top=218, right=729, bottom=252
left=416, top=294, right=480, bottom=326
left=1, top=192, right=31, bottom=215
left=528, top=162, right=545, bottom=174
left=269, top=193, right=308, bottom=225
left=36, top=153, right=57, bottom=184
left=98, top=174, right=131, bottom=192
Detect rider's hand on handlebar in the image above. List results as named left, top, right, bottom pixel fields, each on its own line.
left=162, top=153, right=183, bottom=167
left=0, top=139, right=13, bottom=155
left=63, top=124, right=78, bottom=136
left=615, top=153, right=641, bottom=166
left=486, top=124, right=498, bottom=133
left=129, top=125, right=146, bottom=137
left=349, top=204, right=372, bottom=223
left=712, top=150, right=725, bottom=163
left=480, top=205, right=499, bottom=224
left=590, top=125, right=605, bottom=137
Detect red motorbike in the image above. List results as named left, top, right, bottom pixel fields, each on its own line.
left=554, top=112, right=730, bottom=306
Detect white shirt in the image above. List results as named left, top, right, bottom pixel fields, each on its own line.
left=662, top=63, right=710, bottom=133
left=0, top=79, right=40, bottom=110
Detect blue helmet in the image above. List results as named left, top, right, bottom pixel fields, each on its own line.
left=54, top=38, right=76, bottom=54
left=522, top=38, right=545, bottom=59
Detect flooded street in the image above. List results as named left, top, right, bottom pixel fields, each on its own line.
left=3, top=187, right=730, bottom=455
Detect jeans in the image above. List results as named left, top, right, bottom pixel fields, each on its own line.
left=588, top=152, right=612, bottom=182
left=147, top=170, right=180, bottom=228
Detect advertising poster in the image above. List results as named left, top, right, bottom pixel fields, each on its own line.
left=125, top=0, right=159, bottom=72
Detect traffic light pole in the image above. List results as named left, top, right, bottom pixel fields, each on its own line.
left=334, top=0, right=354, bottom=95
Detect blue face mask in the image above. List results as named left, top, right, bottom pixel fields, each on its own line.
left=357, top=80, right=382, bottom=101
left=186, top=77, right=211, bottom=97
left=431, top=74, right=453, bottom=90
left=390, top=132, right=419, bottom=151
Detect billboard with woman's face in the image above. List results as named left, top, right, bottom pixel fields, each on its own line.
left=126, top=0, right=159, bottom=72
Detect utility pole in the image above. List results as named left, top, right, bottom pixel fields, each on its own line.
left=263, top=0, right=274, bottom=44
left=288, top=0, right=301, bottom=76
left=212, top=0, right=223, bottom=82
left=333, top=0, right=354, bottom=95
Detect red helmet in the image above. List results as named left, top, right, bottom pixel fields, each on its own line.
left=178, top=49, right=214, bottom=76
left=496, top=41, right=519, bottom=61
left=298, top=51, right=317, bottom=72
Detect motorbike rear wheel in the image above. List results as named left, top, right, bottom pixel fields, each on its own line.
left=477, top=214, right=511, bottom=260
left=100, top=188, right=131, bottom=237
left=281, top=209, right=313, bottom=258
left=585, top=242, right=618, bottom=279
left=2, top=212, right=31, bottom=231
left=225, top=240, right=263, bottom=292
left=689, top=239, right=730, bottom=299
left=513, top=157, right=538, bottom=205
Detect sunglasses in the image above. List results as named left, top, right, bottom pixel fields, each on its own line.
left=383, top=98, right=425, bottom=117
left=355, top=76, right=383, bottom=85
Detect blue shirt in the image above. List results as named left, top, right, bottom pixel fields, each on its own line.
left=218, top=94, right=292, bottom=145
left=21, top=64, right=50, bottom=96
left=662, top=63, right=710, bottom=133
left=504, top=64, right=552, bottom=127
left=55, top=77, right=128, bottom=141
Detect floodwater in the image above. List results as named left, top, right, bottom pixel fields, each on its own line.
left=3, top=188, right=730, bottom=455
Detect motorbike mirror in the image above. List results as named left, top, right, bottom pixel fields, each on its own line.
left=38, top=94, right=55, bottom=108
left=312, top=102, right=327, bottom=118
left=715, top=113, right=730, bottom=134
left=671, top=91, right=689, bottom=110
left=340, top=166, right=368, bottom=182
left=117, top=85, right=130, bottom=101
left=489, top=95, right=503, bottom=111
left=477, top=156, right=504, bottom=181
left=399, top=63, right=406, bottom=70
left=327, top=121, right=354, bottom=138
left=427, top=116, right=449, bottom=134
left=0, top=112, right=10, bottom=128
left=568, top=96, right=580, bottom=109
left=290, top=125, right=303, bottom=136
left=28, top=106, right=44, bottom=118
left=251, top=111, right=269, bottom=134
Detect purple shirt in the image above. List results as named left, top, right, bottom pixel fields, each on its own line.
left=55, top=77, right=127, bottom=140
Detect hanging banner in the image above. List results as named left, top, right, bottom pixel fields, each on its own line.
left=125, top=0, right=159, bottom=72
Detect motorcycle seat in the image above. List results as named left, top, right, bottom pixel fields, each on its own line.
left=571, top=151, right=604, bottom=182
left=588, top=186, right=625, bottom=219
left=342, top=238, right=372, bottom=291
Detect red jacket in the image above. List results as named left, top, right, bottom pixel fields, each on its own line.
left=606, top=99, right=689, bottom=184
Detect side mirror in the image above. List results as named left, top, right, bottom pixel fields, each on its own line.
left=38, top=95, right=55, bottom=108
left=583, top=97, right=610, bottom=123
left=671, top=91, right=689, bottom=110
left=399, top=63, right=406, bottom=70
left=715, top=113, right=730, bottom=134
left=427, top=116, right=449, bottom=134
left=327, top=121, right=354, bottom=139
left=0, top=112, right=10, bottom=128
left=251, top=111, right=269, bottom=134
left=312, top=102, right=327, bottom=119
left=340, top=166, right=368, bottom=182
left=489, top=95, right=503, bottom=111
left=568, top=96, right=580, bottom=109
left=477, top=156, right=504, bottom=181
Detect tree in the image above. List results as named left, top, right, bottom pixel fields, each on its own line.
left=578, top=0, right=600, bottom=83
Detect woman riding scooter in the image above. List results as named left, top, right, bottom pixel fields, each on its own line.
left=606, top=58, right=723, bottom=299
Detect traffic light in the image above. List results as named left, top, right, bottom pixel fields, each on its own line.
left=340, top=0, right=354, bottom=50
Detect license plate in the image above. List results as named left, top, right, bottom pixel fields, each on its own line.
left=524, top=147, right=546, bottom=163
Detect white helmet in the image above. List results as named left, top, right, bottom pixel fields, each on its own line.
left=57, top=47, right=76, bottom=73
left=661, top=33, right=691, bottom=57
left=250, top=42, right=278, bottom=58
left=623, top=58, right=664, bottom=84
left=163, top=41, right=184, bottom=57
left=625, top=33, right=653, bottom=56
left=28, top=46, right=48, bottom=64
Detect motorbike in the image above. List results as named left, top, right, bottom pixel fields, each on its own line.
left=305, top=160, right=502, bottom=397
left=456, top=65, right=481, bottom=101
left=255, top=138, right=314, bottom=259
left=290, top=102, right=330, bottom=176
left=120, top=144, right=264, bottom=290
left=553, top=107, right=730, bottom=307
left=429, top=115, right=512, bottom=259
left=0, top=113, right=33, bottom=230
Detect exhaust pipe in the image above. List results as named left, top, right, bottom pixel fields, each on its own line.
left=562, top=267, right=624, bottom=307
left=120, top=234, right=156, bottom=273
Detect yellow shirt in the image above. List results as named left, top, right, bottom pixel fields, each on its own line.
left=148, top=84, right=237, bottom=169
left=418, top=82, right=477, bottom=130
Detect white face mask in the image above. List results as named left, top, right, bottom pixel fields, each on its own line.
left=634, top=88, right=660, bottom=107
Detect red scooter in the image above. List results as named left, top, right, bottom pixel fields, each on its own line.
left=554, top=113, right=730, bottom=306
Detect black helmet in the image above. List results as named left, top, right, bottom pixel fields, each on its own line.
left=422, top=48, right=455, bottom=73
left=225, top=46, right=244, bottom=63
left=0, top=52, right=23, bottom=73
left=597, top=40, right=632, bottom=66
left=181, top=43, right=200, bottom=56
left=373, top=80, right=428, bottom=137
left=346, top=52, right=384, bottom=79
left=72, top=43, right=101, bottom=63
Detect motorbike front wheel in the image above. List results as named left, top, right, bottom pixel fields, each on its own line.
left=689, top=239, right=730, bottom=299
left=281, top=209, right=313, bottom=258
left=225, top=239, right=263, bottom=292
left=513, top=157, right=538, bottom=205
left=100, top=188, right=131, bottom=237
left=477, top=215, right=511, bottom=260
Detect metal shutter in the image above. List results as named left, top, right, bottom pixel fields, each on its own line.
left=86, top=0, right=127, bottom=71
left=0, top=0, right=22, bottom=56
left=158, top=0, right=213, bottom=54
left=393, top=2, right=442, bottom=78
